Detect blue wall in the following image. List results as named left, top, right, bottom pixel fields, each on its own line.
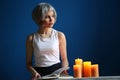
left=0, top=0, right=120, bottom=79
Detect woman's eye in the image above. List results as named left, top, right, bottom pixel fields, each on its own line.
left=45, top=16, right=49, bottom=18
left=44, top=15, right=55, bottom=19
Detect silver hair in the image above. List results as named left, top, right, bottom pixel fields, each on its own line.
left=32, top=2, right=57, bottom=26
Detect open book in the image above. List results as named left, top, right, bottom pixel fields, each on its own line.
left=37, top=67, right=73, bottom=80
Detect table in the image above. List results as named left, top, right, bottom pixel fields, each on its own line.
left=38, top=76, right=120, bottom=80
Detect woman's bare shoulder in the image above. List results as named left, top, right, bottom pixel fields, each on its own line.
left=58, top=31, right=66, bottom=42
left=26, top=33, right=34, bottom=42
left=58, top=31, right=65, bottom=38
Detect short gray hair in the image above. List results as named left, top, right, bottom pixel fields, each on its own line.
left=32, top=2, right=57, bottom=26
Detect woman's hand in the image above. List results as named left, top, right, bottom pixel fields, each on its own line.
left=62, top=70, right=68, bottom=75
left=32, top=72, right=41, bottom=80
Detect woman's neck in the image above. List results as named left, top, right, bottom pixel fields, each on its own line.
left=38, top=27, right=53, bottom=38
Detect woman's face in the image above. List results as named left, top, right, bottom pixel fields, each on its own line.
left=40, top=10, right=56, bottom=28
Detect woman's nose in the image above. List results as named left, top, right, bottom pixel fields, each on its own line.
left=49, top=17, right=52, bottom=21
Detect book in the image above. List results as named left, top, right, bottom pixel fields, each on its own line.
left=37, top=67, right=73, bottom=80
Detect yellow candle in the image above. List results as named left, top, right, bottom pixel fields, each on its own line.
left=75, top=58, right=83, bottom=65
left=83, top=61, right=91, bottom=77
left=91, top=64, right=99, bottom=77
left=73, top=64, right=82, bottom=78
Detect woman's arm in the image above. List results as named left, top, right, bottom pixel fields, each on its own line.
left=58, top=32, right=69, bottom=68
left=26, top=34, right=40, bottom=78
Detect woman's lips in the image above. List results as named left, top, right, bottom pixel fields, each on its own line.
left=49, top=23, right=53, bottom=25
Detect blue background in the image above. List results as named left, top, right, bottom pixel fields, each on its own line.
left=0, top=0, right=120, bottom=79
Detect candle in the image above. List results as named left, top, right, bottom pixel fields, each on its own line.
left=83, top=61, right=91, bottom=77
left=73, top=64, right=82, bottom=78
left=91, top=64, right=99, bottom=77
left=75, top=58, right=83, bottom=65
left=75, top=58, right=83, bottom=77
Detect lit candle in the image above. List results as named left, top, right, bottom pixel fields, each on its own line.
left=83, top=61, right=91, bottom=77
left=91, top=64, right=99, bottom=77
left=75, top=58, right=83, bottom=65
left=73, top=64, right=82, bottom=78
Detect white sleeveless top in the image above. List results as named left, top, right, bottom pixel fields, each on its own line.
left=33, top=29, right=60, bottom=67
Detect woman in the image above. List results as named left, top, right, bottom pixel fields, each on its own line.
left=26, top=2, right=69, bottom=79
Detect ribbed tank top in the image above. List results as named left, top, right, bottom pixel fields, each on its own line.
left=33, top=29, right=60, bottom=67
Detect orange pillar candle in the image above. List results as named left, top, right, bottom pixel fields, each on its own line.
left=73, top=64, right=82, bottom=78
left=75, top=58, right=83, bottom=65
left=91, top=64, right=99, bottom=77
left=83, top=61, right=91, bottom=77
left=75, top=58, right=83, bottom=77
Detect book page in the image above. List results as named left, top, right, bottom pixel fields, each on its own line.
left=39, top=67, right=70, bottom=79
